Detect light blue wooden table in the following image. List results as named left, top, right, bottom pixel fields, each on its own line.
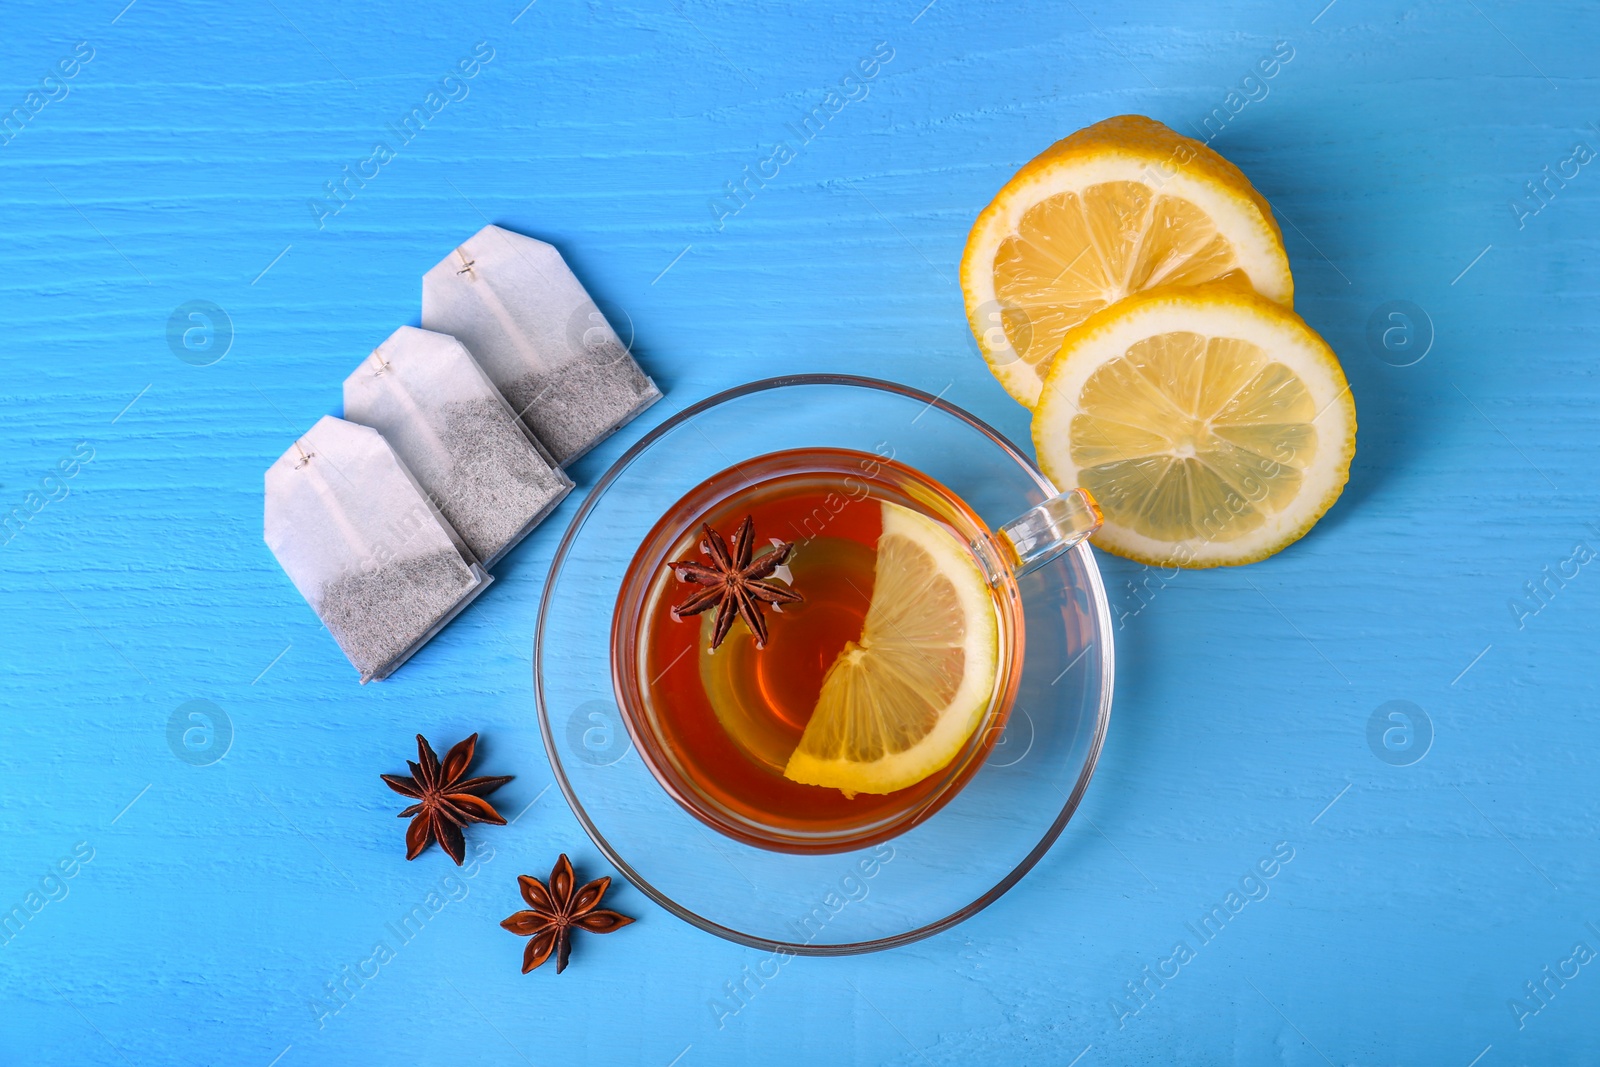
left=3, top=0, right=1596, bottom=1063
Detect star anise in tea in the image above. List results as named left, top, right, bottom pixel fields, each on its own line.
left=380, top=733, right=513, bottom=864
left=668, top=514, right=801, bottom=650
left=500, top=854, right=635, bottom=974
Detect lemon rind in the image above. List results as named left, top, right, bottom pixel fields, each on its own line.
left=1033, top=283, right=1356, bottom=569
left=782, top=502, right=1001, bottom=796
left=961, top=116, right=1293, bottom=409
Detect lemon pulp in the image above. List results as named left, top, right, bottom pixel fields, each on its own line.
left=962, top=114, right=1292, bottom=408
left=1034, top=282, right=1356, bottom=568
left=783, top=502, right=1002, bottom=797
left=994, top=181, right=1244, bottom=383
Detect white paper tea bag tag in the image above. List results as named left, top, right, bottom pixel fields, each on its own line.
left=342, top=326, right=573, bottom=569
left=421, top=224, right=661, bottom=464
left=263, top=415, right=492, bottom=683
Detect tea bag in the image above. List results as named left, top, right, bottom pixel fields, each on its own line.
left=342, top=326, right=573, bottom=569
left=421, top=224, right=661, bottom=464
left=264, top=415, right=492, bottom=683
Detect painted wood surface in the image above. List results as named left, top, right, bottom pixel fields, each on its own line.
left=1, top=0, right=1597, bottom=1063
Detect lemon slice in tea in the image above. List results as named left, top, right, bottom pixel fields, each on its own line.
left=783, top=501, right=1001, bottom=797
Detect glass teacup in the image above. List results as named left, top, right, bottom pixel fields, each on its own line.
left=612, top=445, right=1099, bottom=853
left=535, top=375, right=1114, bottom=951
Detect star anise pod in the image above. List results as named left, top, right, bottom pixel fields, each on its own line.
left=668, top=515, right=801, bottom=650
left=500, top=854, right=634, bottom=974
left=380, top=733, right=513, bottom=865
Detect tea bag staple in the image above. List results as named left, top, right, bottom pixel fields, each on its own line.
left=264, top=415, right=492, bottom=683
left=421, top=224, right=661, bottom=465
left=342, top=326, right=574, bottom=569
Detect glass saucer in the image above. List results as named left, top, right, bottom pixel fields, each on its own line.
left=534, top=375, right=1114, bottom=954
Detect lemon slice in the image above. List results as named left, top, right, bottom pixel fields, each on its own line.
left=962, top=114, right=1293, bottom=408
left=783, top=502, right=1001, bottom=797
left=1033, top=281, right=1356, bottom=569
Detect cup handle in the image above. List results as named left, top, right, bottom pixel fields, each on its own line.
left=994, top=488, right=1102, bottom=577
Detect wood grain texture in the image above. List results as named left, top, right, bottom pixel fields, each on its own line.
left=2, top=0, right=1598, bottom=1063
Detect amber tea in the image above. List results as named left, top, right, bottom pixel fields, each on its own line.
left=612, top=448, right=1025, bottom=853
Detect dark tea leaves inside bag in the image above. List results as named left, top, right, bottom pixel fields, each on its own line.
left=343, top=326, right=573, bottom=569
left=421, top=224, right=661, bottom=465
left=263, top=416, right=491, bottom=682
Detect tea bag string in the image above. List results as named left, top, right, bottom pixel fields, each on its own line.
left=367, top=348, right=454, bottom=466
left=294, top=438, right=368, bottom=561
left=452, top=240, right=553, bottom=381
